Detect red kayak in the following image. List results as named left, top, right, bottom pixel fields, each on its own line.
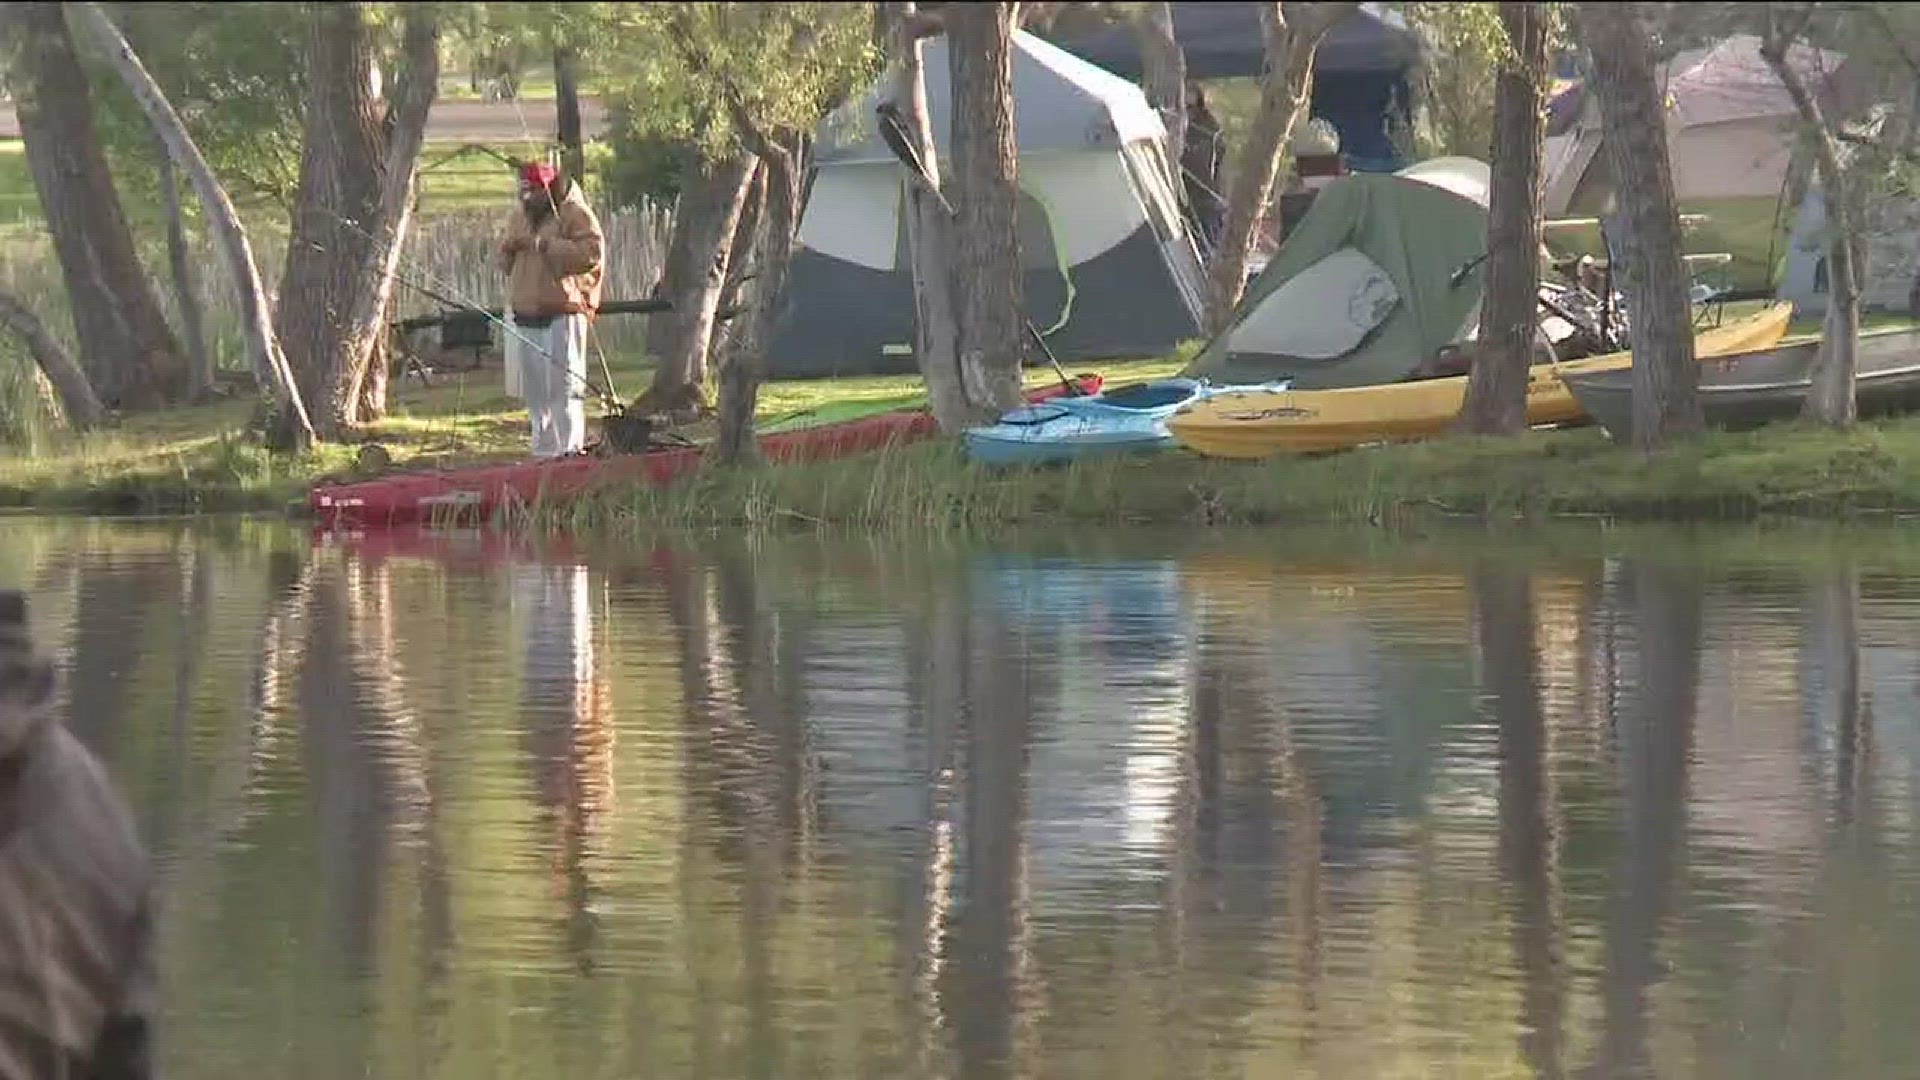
left=310, top=375, right=1103, bottom=528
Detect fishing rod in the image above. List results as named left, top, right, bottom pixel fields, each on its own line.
left=301, top=215, right=624, bottom=409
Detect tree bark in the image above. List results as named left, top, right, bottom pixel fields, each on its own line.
left=1204, top=2, right=1355, bottom=334
left=1763, top=23, right=1858, bottom=426
left=635, top=152, right=756, bottom=418
left=711, top=147, right=802, bottom=465
left=1458, top=2, right=1549, bottom=436
left=554, top=43, right=586, bottom=185
left=0, top=288, right=105, bottom=428
left=947, top=1, right=1026, bottom=415
left=3, top=1, right=187, bottom=411
left=153, top=130, right=215, bottom=401
left=1579, top=2, right=1700, bottom=449
left=66, top=2, right=314, bottom=444
left=277, top=4, right=387, bottom=432
left=1132, top=2, right=1188, bottom=194
left=330, top=7, right=439, bottom=428
left=888, top=0, right=974, bottom=432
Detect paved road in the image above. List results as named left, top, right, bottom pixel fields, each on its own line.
left=0, top=96, right=610, bottom=143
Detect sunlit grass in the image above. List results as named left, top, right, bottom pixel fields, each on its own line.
left=0, top=347, right=1186, bottom=513
left=555, top=411, right=1920, bottom=537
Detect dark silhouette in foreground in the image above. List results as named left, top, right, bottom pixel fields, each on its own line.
left=0, top=591, right=154, bottom=1079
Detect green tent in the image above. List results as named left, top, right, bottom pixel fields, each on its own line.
left=1184, top=157, right=1492, bottom=389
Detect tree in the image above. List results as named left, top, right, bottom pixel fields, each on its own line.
left=90, top=1, right=309, bottom=209
left=1, top=1, right=188, bottom=411
left=275, top=2, right=439, bottom=436
left=632, top=151, right=757, bottom=418
left=1576, top=2, right=1700, bottom=449
left=1204, top=2, right=1357, bottom=334
left=66, top=2, right=314, bottom=444
left=947, top=1, right=1028, bottom=415
left=153, top=131, right=214, bottom=401
left=553, top=42, right=588, bottom=185
left=1399, top=2, right=1511, bottom=159
left=1762, top=6, right=1858, bottom=427
left=0, top=289, right=106, bottom=429
left=1457, top=1, right=1550, bottom=436
left=600, top=2, right=879, bottom=463
left=884, top=2, right=972, bottom=431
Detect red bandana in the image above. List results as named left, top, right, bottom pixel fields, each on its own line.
left=518, top=161, right=558, bottom=188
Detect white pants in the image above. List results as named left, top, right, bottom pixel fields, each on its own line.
left=510, top=314, right=589, bottom=457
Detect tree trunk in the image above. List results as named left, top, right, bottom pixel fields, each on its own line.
left=275, top=4, right=385, bottom=433
left=65, top=2, right=314, bottom=444
left=554, top=44, right=586, bottom=186
left=277, top=4, right=436, bottom=436
left=1132, top=2, right=1187, bottom=194
left=889, top=0, right=973, bottom=432
left=153, top=129, right=214, bottom=401
left=0, top=288, right=105, bottom=428
left=711, top=149, right=801, bottom=465
left=1579, top=2, right=1700, bottom=449
left=3, top=1, right=187, bottom=411
left=635, top=153, right=756, bottom=418
left=1457, top=1, right=1548, bottom=436
left=330, top=8, right=439, bottom=428
left=1204, top=2, right=1355, bottom=334
left=1763, top=30, right=1858, bottom=426
left=946, top=1, right=1026, bottom=415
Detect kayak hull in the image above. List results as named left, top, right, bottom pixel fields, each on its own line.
left=312, top=375, right=1104, bottom=527
left=963, top=377, right=1290, bottom=466
left=1167, top=303, right=1793, bottom=458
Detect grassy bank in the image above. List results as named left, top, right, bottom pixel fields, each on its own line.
left=0, top=354, right=1181, bottom=513
left=551, top=414, right=1920, bottom=536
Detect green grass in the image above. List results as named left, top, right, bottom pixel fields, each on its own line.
left=551, top=413, right=1920, bottom=538
left=0, top=352, right=1183, bottom=514
left=0, top=140, right=32, bottom=229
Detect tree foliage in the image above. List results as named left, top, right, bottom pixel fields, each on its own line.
left=1398, top=2, right=1565, bottom=159
left=595, top=3, right=880, bottom=163
left=85, top=2, right=308, bottom=206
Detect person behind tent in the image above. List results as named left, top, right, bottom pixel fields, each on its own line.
left=498, top=160, right=606, bottom=458
left=1181, top=81, right=1226, bottom=250
left=0, top=590, right=156, bottom=1079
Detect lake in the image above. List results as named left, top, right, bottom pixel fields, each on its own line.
left=3, top=515, right=1918, bottom=1079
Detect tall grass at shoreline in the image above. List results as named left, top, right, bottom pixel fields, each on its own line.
left=541, top=415, right=1920, bottom=538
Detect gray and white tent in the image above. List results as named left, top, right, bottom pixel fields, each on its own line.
left=766, top=30, right=1209, bottom=379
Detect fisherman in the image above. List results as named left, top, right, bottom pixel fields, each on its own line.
left=0, top=590, right=155, bottom=1079
left=1181, top=81, right=1226, bottom=249
left=498, top=160, right=606, bottom=458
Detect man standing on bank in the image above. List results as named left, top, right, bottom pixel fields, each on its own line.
left=499, top=159, right=606, bottom=458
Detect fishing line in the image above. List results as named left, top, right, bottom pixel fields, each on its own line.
left=303, top=214, right=621, bottom=406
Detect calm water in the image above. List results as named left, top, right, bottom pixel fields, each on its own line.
left=3, top=516, right=1920, bottom=1078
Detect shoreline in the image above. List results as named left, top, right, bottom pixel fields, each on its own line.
left=9, top=383, right=1920, bottom=530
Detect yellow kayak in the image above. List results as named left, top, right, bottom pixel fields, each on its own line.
left=1168, top=302, right=1793, bottom=457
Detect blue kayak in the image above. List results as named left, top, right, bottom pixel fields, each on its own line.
left=962, top=377, right=1289, bottom=466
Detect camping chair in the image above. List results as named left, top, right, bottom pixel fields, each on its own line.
left=1683, top=252, right=1735, bottom=328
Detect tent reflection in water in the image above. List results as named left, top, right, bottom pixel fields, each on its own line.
left=767, top=29, right=1208, bottom=378
left=1182, top=157, right=1493, bottom=390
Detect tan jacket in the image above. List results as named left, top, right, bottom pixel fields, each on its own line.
left=0, top=594, right=154, bottom=1080
left=497, top=184, right=606, bottom=318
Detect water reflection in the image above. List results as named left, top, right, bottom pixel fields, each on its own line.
left=11, top=520, right=1920, bottom=1076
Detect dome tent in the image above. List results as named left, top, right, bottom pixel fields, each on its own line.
left=1183, top=157, right=1491, bottom=389
left=766, top=30, right=1209, bottom=379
